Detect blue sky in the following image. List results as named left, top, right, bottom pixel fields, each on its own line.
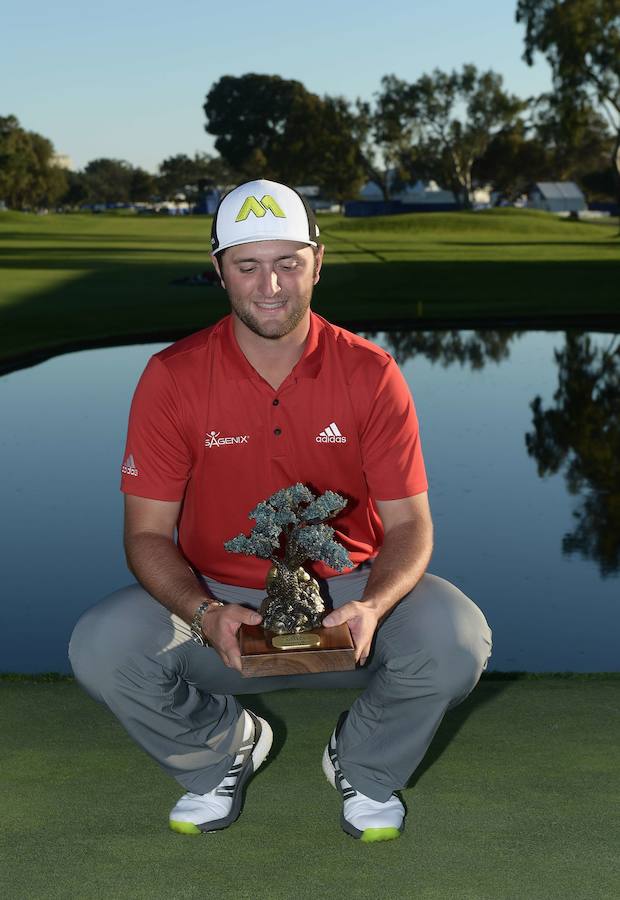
left=3, top=0, right=553, bottom=173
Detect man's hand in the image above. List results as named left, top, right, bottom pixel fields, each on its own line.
left=323, top=601, right=379, bottom=665
left=201, top=603, right=262, bottom=672
left=323, top=494, right=433, bottom=667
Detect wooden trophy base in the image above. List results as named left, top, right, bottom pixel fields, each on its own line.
left=239, top=622, right=355, bottom=678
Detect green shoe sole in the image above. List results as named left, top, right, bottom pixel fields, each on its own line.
left=169, top=820, right=202, bottom=835
left=360, top=827, right=401, bottom=843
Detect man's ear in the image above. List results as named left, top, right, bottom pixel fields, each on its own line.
left=211, top=253, right=225, bottom=289
left=313, top=244, right=325, bottom=286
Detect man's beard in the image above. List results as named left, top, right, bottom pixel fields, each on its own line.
left=229, top=289, right=313, bottom=340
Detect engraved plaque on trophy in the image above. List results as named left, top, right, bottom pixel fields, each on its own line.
left=224, top=484, right=357, bottom=678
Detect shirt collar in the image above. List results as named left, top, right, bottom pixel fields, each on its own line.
left=218, top=313, right=324, bottom=382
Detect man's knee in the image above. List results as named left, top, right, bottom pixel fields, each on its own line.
left=69, top=606, right=109, bottom=702
left=69, top=585, right=163, bottom=702
left=381, top=640, right=486, bottom=709
left=377, top=573, right=492, bottom=703
left=431, top=644, right=487, bottom=706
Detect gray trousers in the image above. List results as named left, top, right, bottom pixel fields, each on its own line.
left=69, top=567, right=492, bottom=803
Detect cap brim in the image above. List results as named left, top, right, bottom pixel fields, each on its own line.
left=213, top=235, right=318, bottom=254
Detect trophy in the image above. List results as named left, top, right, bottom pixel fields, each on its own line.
left=225, top=483, right=356, bottom=677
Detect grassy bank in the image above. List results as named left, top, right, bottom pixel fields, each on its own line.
left=2, top=678, right=618, bottom=899
left=0, top=208, right=618, bottom=368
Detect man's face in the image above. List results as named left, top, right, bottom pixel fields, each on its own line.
left=213, top=240, right=323, bottom=340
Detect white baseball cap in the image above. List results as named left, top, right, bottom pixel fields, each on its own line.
left=211, top=179, right=320, bottom=254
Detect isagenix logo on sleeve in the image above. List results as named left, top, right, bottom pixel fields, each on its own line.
left=205, top=431, right=250, bottom=448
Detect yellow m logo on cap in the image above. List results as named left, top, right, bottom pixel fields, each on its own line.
left=235, top=195, right=286, bottom=222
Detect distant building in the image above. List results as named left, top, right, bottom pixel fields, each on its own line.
left=153, top=199, right=191, bottom=215
left=527, top=182, right=586, bottom=213
left=397, top=179, right=458, bottom=206
left=360, top=179, right=457, bottom=206
left=470, top=185, right=493, bottom=208
left=51, top=154, right=73, bottom=170
left=348, top=177, right=458, bottom=216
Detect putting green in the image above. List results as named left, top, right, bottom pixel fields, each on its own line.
left=1, top=676, right=618, bottom=899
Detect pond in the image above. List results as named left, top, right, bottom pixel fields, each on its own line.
left=1, top=328, right=618, bottom=673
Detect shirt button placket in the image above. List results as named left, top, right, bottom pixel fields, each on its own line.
left=272, top=397, right=282, bottom=436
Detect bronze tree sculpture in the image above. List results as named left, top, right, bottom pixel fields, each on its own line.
left=225, top=483, right=352, bottom=634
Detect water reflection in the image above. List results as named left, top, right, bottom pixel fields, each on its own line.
left=370, top=328, right=620, bottom=579
left=526, top=333, right=620, bottom=578
left=1, top=330, right=618, bottom=672
left=364, top=330, right=522, bottom=369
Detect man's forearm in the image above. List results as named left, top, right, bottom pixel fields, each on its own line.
left=362, top=519, right=433, bottom=618
left=125, top=532, right=211, bottom=624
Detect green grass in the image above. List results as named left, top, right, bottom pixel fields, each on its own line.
left=0, top=208, right=618, bottom=369
left=1, top=678, right=619, bottom=899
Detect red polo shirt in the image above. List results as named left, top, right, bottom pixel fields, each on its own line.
left=120, top=313, right=427, bottom=588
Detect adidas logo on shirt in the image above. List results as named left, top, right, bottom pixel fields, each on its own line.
left=122, top=454, right=138, bottom=476
left=316, top=422, right=347, bottom=444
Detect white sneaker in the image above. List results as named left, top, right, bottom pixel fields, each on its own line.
left=169, top=709, right=273, bottom=834
left=322, top=713, right=405, bottom=842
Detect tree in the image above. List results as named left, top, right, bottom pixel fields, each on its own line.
left=81, top=158, right=134, bottom=204
left=204, top=74, right=304, bottom=176
left=58, top=162, right=155, bottom=208
left=129, top=167, right=156, bottom=202
left=158, top=153, right=214, bottom=197
left=203, top=74, right=365, bottom=199
left=367, top=329, right=522, bottom=370
left=525, top=332, right=620, bottom=576
left=581, top=165, right=617, bottom=201
left=29, top=133, right=68, bottom=207
left=351, top=97, right=412, bottom=200
left=474, top=93, right=612, bottom=201
left=474, top=122, right=551, bottom=201
left=531, top=91, right=612, bottom=182
left=0, top=115, right=67, bottom=208
left=286, top=94, right=366, bottom=201
left=194, top=154, right=242, bottom=190
left=61, top=170, right=90, bottom=207
left=516, top=0, right=620, bottom=213
left=376, top=66, right=525, bottom=207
